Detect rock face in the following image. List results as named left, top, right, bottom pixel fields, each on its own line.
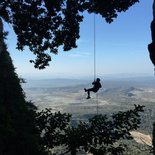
left=148, top=0, right=155, bottom=66
left=153, top=0, right=155, bottom=19
left=0, top=18, right=3, bottom=55
left=151, top=0, right=155, bottom=44
left=130, top=131, right=152, bottom=147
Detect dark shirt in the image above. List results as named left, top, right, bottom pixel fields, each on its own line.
left=92, top=81, right=102, bottom=92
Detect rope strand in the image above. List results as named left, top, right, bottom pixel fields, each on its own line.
left=93, top=13, right=99, bottom=114
left=93, top=13, right=96, bottom=81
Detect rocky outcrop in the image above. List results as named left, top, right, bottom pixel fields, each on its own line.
left=0, top=18, right=3, bottom=55
left=148, top=0, right=155, bottom=66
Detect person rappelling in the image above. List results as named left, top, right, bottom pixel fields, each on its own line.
left=84, top=78, right=102, bottom=99
left=83, top=15, right=102, bottom=100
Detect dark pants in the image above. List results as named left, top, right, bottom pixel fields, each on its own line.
left=86, top=88, right=98, bottom=97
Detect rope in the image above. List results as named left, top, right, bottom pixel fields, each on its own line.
left=93, top=13, right=99, bottom=114
left=96, top=93, right=99, bottom=114
left=93, top=13, right=96, bottom=81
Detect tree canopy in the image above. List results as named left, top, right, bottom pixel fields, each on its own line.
left=0, top=0, right=139, bottom=69
left=36, top=105, right=144, bottom=155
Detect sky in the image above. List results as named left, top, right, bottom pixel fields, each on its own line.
left=4, top=0, right=154, bottom=79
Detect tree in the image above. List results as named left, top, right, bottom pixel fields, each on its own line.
left=0, top=0, right=139, bottom=69
left=0, top=41, right=46, bottom=155
left=35, top=108, right=71, bottom=153
left=36, top=105, right=144, bottom=155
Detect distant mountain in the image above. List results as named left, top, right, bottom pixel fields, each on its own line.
left=23, top=76, right=155, bottom=89
left=23, top=78, right=90, bottom=88
left=121, top=86, right=143, bottom=97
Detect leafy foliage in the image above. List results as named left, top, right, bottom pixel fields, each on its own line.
left=0, top=42, right=46, bottom=155
left=0, top=0, right=139, bottom=69
left=37, top=105, right=144, bottom=155
left=35, top=108, right=71, bottom=151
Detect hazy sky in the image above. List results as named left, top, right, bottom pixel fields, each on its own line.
left=4, top=0, right=154, bottom=79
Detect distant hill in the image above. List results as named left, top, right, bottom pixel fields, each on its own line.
left=23, top=76, right=155, bottom=89
left=23, top=78, right=90, bottom=88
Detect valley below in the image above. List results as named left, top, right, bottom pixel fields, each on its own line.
left=22, top=77, right=155, bottom=154
left=23, top=77, right=155, bottom=134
